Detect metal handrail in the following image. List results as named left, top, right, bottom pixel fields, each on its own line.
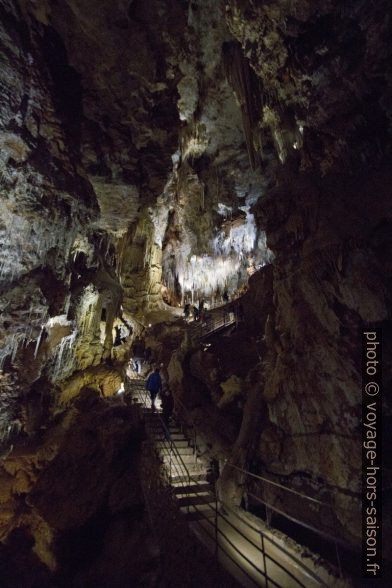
left=226, top=461, right=344, bottom=546
left=172, top=394, right=337, bottom=518
left=160, top=384, right=343, bottom=579
left=227, top=462, right=332, bottom=508
left=130, top=379, right=327, bottom=588
left=187, top=307, right=236, bottom=341
left=133, top=391, right=193, bottom=519
left=247, top=490, right=341, bottom=547
left=223, top=502, right=328, bottom=588
left=195, top=513, right=272, bottom=588
left=226, top=463, right=343, bottom=576
left=171, top=391, right=340, bottom=528
left=172, top=394, right=199, bottom=467
left=131, top=383, right=271, bottom=585
left=135, top=389, right=224, bottom=533
left=132, top=384, right=193, bottom=491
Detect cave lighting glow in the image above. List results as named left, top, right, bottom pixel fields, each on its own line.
left=46, top=315, right=71, bottom=329
left=177, top=254, right=240, bottom=299
left=176, top=208, right=259, bottom=299
left=213, top=208, right=257, bottom=256
left=78, top=285, right=99, bottom=335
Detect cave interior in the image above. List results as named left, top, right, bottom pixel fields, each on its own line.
left=0, top=0, right=391, bottom=586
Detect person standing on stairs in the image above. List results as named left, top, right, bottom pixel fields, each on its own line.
left=146, top=367, right=162, bottom=412
left=192, top=305, right=200, bottom=321
left=161, top=385, right=174, bottom=437
left=184, top=303, right=191, bottom=320
left=114, top=326, right=122, bottom=346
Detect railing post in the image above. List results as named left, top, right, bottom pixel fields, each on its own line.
left=266, top=505, right=272, bottom=528
left=329, top=496, right=343, bottom=578
left=193, top=427, right=197, bottom=467
left=169, top=443, right=172, bottom=483
left=243, top=488, right=249, bottom=512
left=260, top=532, right=269, bottom=588
left=215, top=492, right=219, bottom=561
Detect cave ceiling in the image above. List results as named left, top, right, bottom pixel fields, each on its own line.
left=0, top=0, right=391, bottom=318
left=0, top=0, right=390, bottom=368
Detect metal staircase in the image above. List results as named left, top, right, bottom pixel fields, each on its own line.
left=129, top=377, right=339, bottom=588
left=130, top=379, right=217, bottom=523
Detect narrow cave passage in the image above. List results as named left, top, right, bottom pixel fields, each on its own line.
left=0, top=1, right=391, bottom=587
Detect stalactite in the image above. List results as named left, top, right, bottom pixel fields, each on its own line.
left=200, top=182, right=205, bottom=211
left=64, top=295, right=71, bottom=316
left=223, top=41, right=263, bottom=170
left=51, top=330, right=78, bottom=382
left=34, top=326, right=45, bottom=358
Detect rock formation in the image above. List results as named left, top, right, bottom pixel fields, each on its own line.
left=0, top=0, right=391, bottom=583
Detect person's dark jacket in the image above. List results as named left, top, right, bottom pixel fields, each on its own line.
left=161, top=391, right=174, bottom=416
left=146, top=371, right=162, bottom=393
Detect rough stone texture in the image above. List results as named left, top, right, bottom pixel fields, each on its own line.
left=226, top=0, right=392, bottom=175
left=0, top=1, right=127, bottom=416
left=0, top=391, right=155, bottom=586
left=0, top=0, right=391, bottom=577
left=253, top=167, right=391, bottom=546
left=57, top=364, right=123, bottom=405
left=0, top=0, right=96, bottom=359
left=223, top=0, right=392, bottom=551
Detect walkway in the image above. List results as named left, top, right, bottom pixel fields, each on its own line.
left=129, top=378, right=340, bottom=588
left=188, top=306, right=237, bottom=340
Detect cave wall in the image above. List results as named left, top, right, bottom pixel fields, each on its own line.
left=162, top=0, right=392, bottom=554
left=0, top=390, right=157, bottom=586
left=255, top=167, right=391, bottom=547
left=0, top=0, right=187, bottom=422
left=0, top=1, right=187, bottom=579
left=0, top=1, right=103, bottom=428
left=221, top=0, right=392, bottom=550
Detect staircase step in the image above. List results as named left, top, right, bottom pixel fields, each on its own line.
left=176, top=493, right=215, bottom=507
left=159, top=445, right=194, bottom=457
left=148, top=425, right=182, bottom=434
left=188, top=518, right=262, bottom=588
left=172, top=482, right=212, bottom=494
left=132, top=390, right=321, bottom=588
left=157, top=440, right=189, bottom=449
left=168, top=446, right=194, bottom=456
left=171, top=473, right=207, bottom=483
left=162, top=457, right=203, bottom=475
left=180, top=503, right=216, bottom=521
left=153, top=432, right=187, bottom=441
left=163, top=454, right=198, bottom=466
left=148, top=428, right=183, bottom=437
